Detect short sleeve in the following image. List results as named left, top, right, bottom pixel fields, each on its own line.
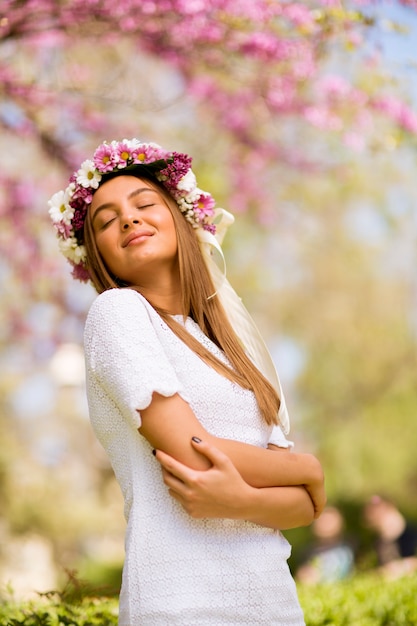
left=268, top=425, right=294, bottom=450
left=84, top=289, right=184, bottom=431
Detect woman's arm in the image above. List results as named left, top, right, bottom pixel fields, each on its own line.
left=155, top=438, right=316, bottom=529
left=139, top=392, right=326, bottom=517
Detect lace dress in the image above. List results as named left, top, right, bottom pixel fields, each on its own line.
left=84, top=288, right=305, bottom=626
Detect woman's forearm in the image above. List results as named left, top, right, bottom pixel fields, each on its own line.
left=243, top=486, right=315, bottom=530
left=156, top=441, right=319, bottom=528
left=211, top=436, right=322, bottom=490
left=211, top=442, right=325, bottom=521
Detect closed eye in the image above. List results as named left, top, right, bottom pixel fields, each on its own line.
left=100, top=216, right=116, bottom=229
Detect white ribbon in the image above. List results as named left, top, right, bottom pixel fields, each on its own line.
left=196, top=209, right=290, bottom=434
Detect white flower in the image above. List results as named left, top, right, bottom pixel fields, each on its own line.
left=76, top=160, right=101, bottom=189
left=74, top=244, right=87, bottom=263
left=125, top=138, right=141, bottom=149
left=58, top=237, right=86, bottom=263
left=48, top=189, right=74, bottom=224
left=177, top=170, right=197, bottom=193
left=184, top=187, right=200, bottom=204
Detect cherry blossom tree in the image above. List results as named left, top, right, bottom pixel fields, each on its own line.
left=1, top=0, right=416, bottom=192
left=1, top=0, right=416, bottom=376
left=1, top=0, right=416, bottom=391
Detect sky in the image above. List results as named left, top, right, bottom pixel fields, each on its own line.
left=367, top=2, right=417, bottom=102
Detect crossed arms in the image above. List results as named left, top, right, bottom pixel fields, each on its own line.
left=139, top=392, right=326, bottom=530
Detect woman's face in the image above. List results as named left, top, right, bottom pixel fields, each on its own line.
left=90, top=175, right=178, bottom=285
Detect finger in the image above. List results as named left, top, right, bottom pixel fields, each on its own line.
left=190, top=438, right=232, bottom=469
left=314, top=495, right=327, bottom=519
left=161, top=467, right=187, bottom=492
left=155, top=449, right=195, bottom=483
left=167, top=488, right=187, bottom=507
left=310, top=490, right=327, bottom=518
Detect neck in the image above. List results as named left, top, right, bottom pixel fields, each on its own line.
left=122, top=257, right=185, bottom=314
left=133, top=276, right=184, bottom=315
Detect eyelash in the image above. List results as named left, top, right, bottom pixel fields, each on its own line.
left=100, top=204, right=154, bottom=229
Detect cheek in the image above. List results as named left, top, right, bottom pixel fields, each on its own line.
left=95, top=233, right=117, bottom=267
left=95, top=234, right=108, bottom=257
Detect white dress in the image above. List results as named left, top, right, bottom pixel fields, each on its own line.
left=84, top=288, right=305, bottom=626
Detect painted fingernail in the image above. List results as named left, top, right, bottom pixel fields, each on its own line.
left=152, top=449, right=156, bottom=456
left=191, top=436, right=202, bottom=443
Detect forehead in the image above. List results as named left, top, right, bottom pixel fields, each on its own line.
left=91, top=175, right=158, bottom=208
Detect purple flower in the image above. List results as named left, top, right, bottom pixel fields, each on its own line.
left=71, top=185, right=93, bottom=204
left=160, top=152, right=192, bottom=189
left=202, top=222, right=216, bottom=234
left=71, top=261, right=90, bottom=283
left=72, top=207, right=88, bottom=231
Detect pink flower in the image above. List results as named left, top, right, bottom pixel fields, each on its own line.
left=304, top=106, right=342, bottom=131
left=320, top=76, right=351, bottom=99
left=282, top=4, right=315, bottom=28
left=116, top=141, right=134, bottom=167
left=93, top=143, right=119, bottom=172
left=55, top=221, right=72, bottom=238
left=373, top=96, right=417, bottom=134
left=343, top=131, right=366, bottom=151
left=196, top=192, right=215, bottom=218
left=132, top=143, right=166, bottom=164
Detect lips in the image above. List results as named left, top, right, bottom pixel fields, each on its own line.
left=122, top=230, right=153, bottom=248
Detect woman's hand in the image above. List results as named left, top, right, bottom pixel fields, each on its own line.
left=154, top=438, right=254, bottom=520
left=304, top=463, right=326, bottom=519
left=265, top=444, right=326, bottom=519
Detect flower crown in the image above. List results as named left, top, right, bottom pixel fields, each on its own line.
left=48, top=139, right=217, bottom=282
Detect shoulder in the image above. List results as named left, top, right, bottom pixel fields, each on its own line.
left=87, top=288, right=147, bottom=317
left=85, top=288, right=153, bottom=334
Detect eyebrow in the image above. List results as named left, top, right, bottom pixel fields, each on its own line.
left=92, top=187, right=156, bottom=224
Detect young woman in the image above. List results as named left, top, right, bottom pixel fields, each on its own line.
left=49, top=139, right=325, bottom=625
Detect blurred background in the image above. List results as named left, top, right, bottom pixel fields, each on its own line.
left=1, top=0, right=416, bottom=597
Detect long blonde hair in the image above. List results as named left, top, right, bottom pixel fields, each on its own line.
left=84, top=174, right=280, bottom=425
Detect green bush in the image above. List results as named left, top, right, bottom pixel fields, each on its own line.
left=0, top=573, right=118, bottom=626
left=0, top=596, right=118, bottom=626
left=299, top=572, right=417, bottom=626
left=0, top=572, right=416, bottom=625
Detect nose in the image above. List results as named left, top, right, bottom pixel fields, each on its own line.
left=122, top=214, right=142, bottom=230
